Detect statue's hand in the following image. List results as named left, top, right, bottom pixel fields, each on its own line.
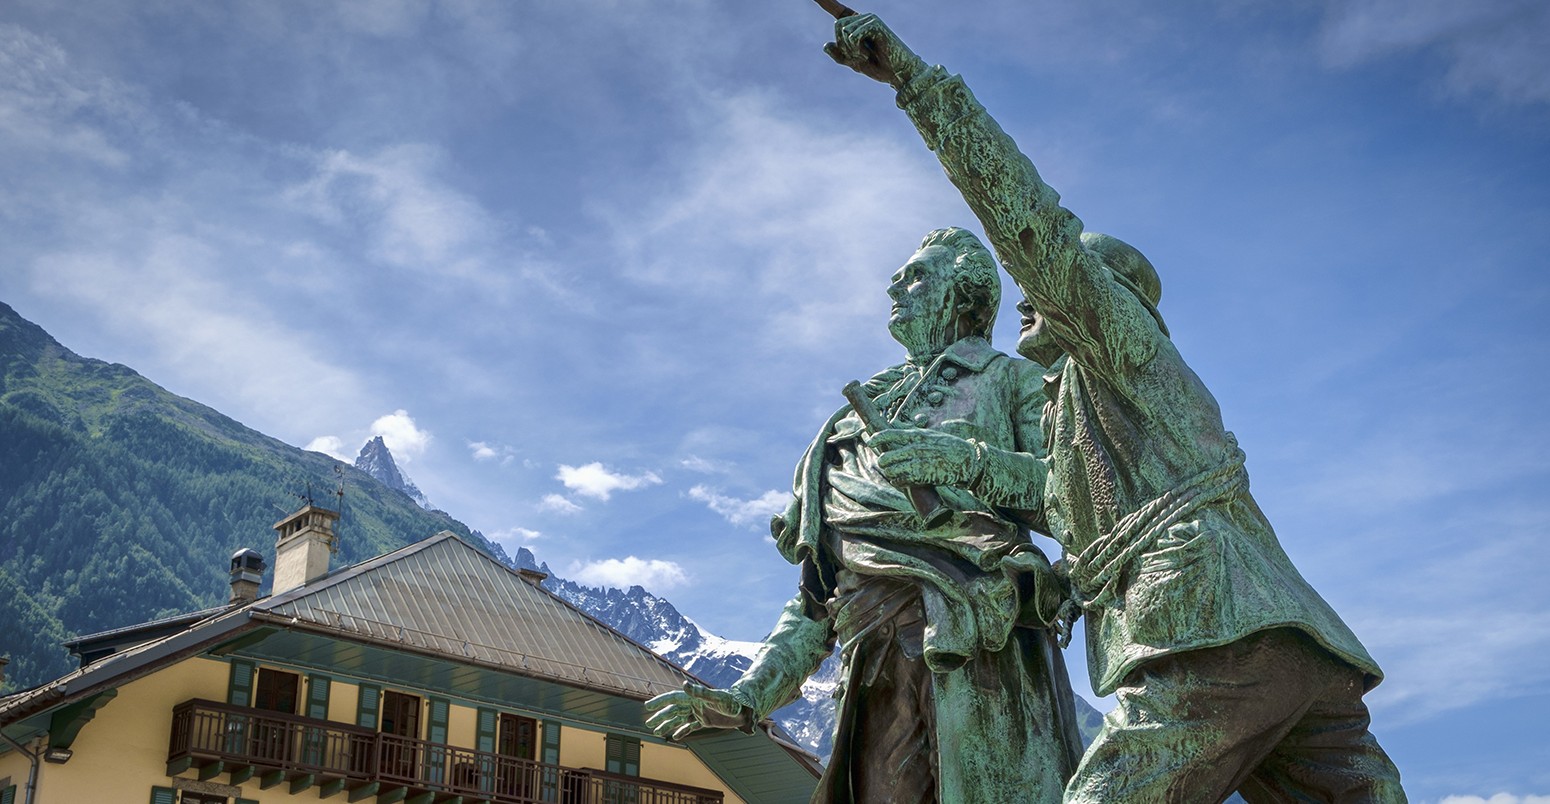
left=871, top=428, right=977, bottom=487
left=645, top=683, right=752, bottom=741
left=824, top=13, right=926, bottom=88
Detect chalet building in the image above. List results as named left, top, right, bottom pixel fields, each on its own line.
left=0, top=506, right=819, bottom=804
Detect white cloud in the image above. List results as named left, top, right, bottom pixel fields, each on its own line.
left=568, top=556, right=688, bottom=593
left=688, top=485, right=791, bottom=530
left=488, top=526, right=542, bottom=545
left=538, top=494, right=583, bottom=515
left=285, top=144, right=495, bottom=278
left=1318, top=0, right=1550, bottom=105
left=555, top=462, right=663, bottom=501
left=1440, top=796, right=1550, bottom=804
left=468, top=440, right=517, bottom=464
left=680, top=455, right=731, bottom=474
left=606, top=90, right=964, bottom=353
left=305, top=435, right=350, bottom=461
left=370, top=410, right=430, bottom=461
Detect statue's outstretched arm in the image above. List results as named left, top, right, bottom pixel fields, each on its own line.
left=728, top=594, right=835, bottom=719
left=645, top=593, right=833, bottom=741
left=828, top=15, right=1161, bottom=374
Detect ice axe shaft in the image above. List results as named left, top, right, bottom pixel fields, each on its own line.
left=813, top=0, right=858, bottom=19
left=842, top=381, right=952, bottom=528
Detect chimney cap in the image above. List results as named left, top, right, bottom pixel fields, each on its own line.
left=272, top=503, right=340, bottom=532
left=231, top=547, right=266, bottom=573
left=517, top=567, right=549, bottom=586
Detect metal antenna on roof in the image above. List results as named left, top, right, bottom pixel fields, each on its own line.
left=330, top=464, right=347, bottom=556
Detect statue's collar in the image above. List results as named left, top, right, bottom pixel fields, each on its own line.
left=929, top=336, right=1001, bottom=373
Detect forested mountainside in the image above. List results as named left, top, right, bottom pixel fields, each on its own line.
left=0, top=301, right=482, bottom=691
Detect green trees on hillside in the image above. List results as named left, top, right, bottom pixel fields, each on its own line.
left=0, top=306, right=481, bottom=692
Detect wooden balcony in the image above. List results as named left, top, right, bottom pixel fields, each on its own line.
left=169, top=699, right=721, bottom=804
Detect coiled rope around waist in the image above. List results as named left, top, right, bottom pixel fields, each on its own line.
left=1054, top=437, right=1248, bottom=645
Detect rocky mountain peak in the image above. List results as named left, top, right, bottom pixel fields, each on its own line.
left=354, top=436, right=432, bottom=509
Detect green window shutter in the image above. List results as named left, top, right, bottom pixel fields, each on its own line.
left=1, top=784, right=15, bottom=804
left=306, top=674, right=332, bottom=720
left=541, top=720, right=560, bottom=766
left=148, top=786, right=176, bottom=804
left=227, top=660, right=255, bottom=707
left=428, top=697, right=450, bottom=744
left=605, top=734, right=640, bottom=777
left=356, top=683, right=380, bottom=729
left=476, top=707, right=498, bottom=754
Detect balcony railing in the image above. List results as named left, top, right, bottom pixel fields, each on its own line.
left=169, top=699, right=721, bottom=804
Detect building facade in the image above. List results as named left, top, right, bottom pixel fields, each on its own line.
left=0, top=508, right=819, bottom=804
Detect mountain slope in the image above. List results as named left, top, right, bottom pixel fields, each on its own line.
left=0, top=301, right=486, bottom=690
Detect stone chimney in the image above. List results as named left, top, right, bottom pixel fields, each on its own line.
left=271, top=504, right=340, bottom=594
left=517, top=567, right=549, bottom=586
left=229, top=547, right=266, bottom=604
left=0, top=655, right=8, bottom=687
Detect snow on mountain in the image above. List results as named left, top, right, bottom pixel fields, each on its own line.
left=354, top=435, right=433, bottom=510
left=511, top=557, right=841, bottom=758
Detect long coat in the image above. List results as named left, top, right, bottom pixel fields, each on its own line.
left=733, top=336, right=1084, bottom=803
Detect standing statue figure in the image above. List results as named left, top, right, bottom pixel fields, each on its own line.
left=647, top=227, right=1083, bottom=802
left=824, top=15, right=1407, bottom=804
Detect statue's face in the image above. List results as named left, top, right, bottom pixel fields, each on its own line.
left=887, top=245, right=957, bottom=355
left=1015, top=298, right=1060, bottom=365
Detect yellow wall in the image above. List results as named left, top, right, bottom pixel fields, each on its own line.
left=558, top=722, right=606, bottom=771
left=13, top=655, right=751, bottom=804
left=643, top=740, right=747, bottom=804
left=0, top=742, right=32, bottom=800
left=27, top=655, right=227, bottom=804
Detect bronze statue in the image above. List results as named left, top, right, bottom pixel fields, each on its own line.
left=825, top=13, right=1406, bottom=803
left=648, top=228, right=1083, bottom=802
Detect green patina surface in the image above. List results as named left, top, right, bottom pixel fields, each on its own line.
left=824, top=12, right=1404, bottom=802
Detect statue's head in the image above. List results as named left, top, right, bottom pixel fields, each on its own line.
left=1016, top=231, right=1167, bottom=364
left=888, top=227, right=1000, bottom=358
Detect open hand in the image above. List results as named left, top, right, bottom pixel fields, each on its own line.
left=824, top=13, right=926, bottom=88
left=645, top=683, right=752, bottom=741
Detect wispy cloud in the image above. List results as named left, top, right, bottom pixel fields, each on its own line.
left=555, top=462, right=663, bottom=501
left=285, top=144, right=501, bottom=281
left=680, top=455, right=732, bottom=474
left=488, top=526, right=542, bottom=546
left=1440, top=796, right=1550, bottom=804
left=569, top=556, right=688, bottom=593
left=688, top=485, right=791, bottom=530
left=1318, top=0, right=1550, bottom=104
left=606, top=90, right=964, bottom=354
left=467, top=440, right=517, bottom=464
left=538, top=494, right=583, bottom=515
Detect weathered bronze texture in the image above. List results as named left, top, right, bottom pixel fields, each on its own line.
left=825, top=13, right=1407, bottom=803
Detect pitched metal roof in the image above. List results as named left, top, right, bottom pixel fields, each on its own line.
left=3, top=530, right=821, bottom=802
left=257, top=531, right=688, bottom=699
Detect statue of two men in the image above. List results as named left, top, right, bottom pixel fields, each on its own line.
left=651, top=11, right=1406, bottom=803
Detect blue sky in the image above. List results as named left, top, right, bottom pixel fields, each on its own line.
left=1, top=0, right=1547, bottom=799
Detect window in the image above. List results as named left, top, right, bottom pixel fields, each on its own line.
left=604, top=734, right=640, bottom=777
left=254, top=668, right=300, bottom=714
left=179, top=794, right=227, bottom=804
